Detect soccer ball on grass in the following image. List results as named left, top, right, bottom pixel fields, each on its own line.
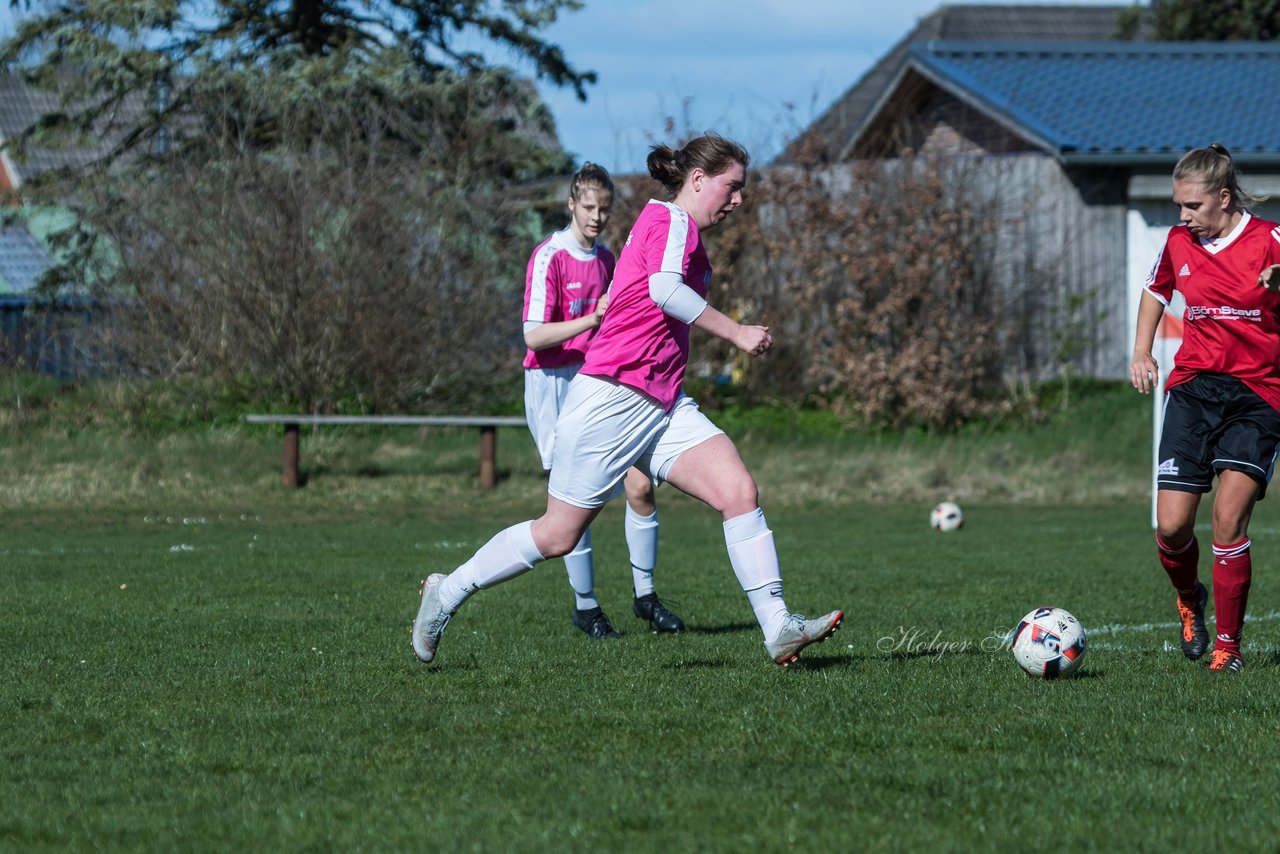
left=1011, top=606, right=1086, bottom=679
left=930, top=501, right=964, bottom=532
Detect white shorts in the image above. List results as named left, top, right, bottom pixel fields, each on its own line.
left=548, top=374, right=724, bottom=509
left=524, top=364, right=581, bottom=470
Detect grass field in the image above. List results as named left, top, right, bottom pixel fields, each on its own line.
left=5, top=496, right=1280, bottom=850
left=3, top=378, right=1278, bottom=850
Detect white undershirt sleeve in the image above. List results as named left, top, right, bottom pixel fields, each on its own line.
left=648, top=271, right=707, bottom=324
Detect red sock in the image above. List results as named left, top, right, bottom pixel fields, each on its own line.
left=1156, top=534, right=1199, bottom=597
left=1211, top=539, right=1252, bottom=655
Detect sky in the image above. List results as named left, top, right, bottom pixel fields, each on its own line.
left=0, top=0, right=1135, bottom=175
left=512, top=0, right=1135, bottom=174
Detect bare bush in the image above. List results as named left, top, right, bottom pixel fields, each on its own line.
left=705, top=152, right=1053, bottom=429
left=78, top=73, right=555, bottom=412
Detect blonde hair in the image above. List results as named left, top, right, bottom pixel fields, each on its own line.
left=1174, top=143, right=1268, bottom=209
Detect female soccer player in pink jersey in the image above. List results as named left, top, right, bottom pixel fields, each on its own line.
left=413, top=134, right=843, bottom=667
left=1131, top=143, right=1280, bottom=673
left=522, top=162, right=683, bottom=639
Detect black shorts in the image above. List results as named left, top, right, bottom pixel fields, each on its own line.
left=1158, top=373, right=1280, bottom=500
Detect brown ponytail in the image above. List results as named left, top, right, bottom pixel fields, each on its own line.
left=646, top=133, right=749, bottom=200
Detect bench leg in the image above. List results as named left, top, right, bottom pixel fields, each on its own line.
left=283, top=422, right=300, bottom=488
left=479, top=426, right=497, bottom=490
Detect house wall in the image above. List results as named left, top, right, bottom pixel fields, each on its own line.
left=779, top=154, right=1130, bottom=384
left=917, top=89, right=1037, bottom=159
left=863, top=91, right=1132, bottom=380
left=0, top=298, right=103, bottom=378
left=949, top=154, right=1130, bottom=381
left=838, top=62, right=1280, bottom=385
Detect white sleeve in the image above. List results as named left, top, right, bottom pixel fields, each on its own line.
left=523, top=321, right=542, bottom=334
left=648, top=271, right=707, bottom=324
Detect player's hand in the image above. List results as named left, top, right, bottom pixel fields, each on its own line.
left=1129, top=352, right=1158, bottom=394
left=736, top=324, right=772, bottom=357
left=1258, top=264, right=1280, bottom=293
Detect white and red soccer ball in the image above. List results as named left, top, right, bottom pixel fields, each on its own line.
left=1011, top=606, right=1087, bottom=679
left=930, top=501, right=964, bottom=532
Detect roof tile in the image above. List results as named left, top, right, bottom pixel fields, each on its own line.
left=0, top=223, right=56, bottom=294
left=907, top=41, right=1280, bottom=162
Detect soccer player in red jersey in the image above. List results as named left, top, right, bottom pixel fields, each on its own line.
left=1131, top=143, right=1280, bottom=673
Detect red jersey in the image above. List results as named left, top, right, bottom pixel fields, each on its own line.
left=1144, top=213, right=1280, bottom=412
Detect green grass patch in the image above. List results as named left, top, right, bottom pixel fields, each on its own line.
left=3, top=501, right=1279, bottom=849
left=0, top=374, right=1156, bottom=511
left=4, top=372, right=1260, bottom=847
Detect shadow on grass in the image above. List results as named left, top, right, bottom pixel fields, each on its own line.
left=294, top=463, right=518, bottom=485
left=788, top=654, right=856, bottom=672
left=1253, top=649, right=1280, bottom=669
left=662, top=658, right=733, bottom=671
left=414, top=661, right=480, bottom=675
left=683, top=621, right=758, bottom=636
left=1070, top=668, right=1106, bottom=679
left=873, top=645, right=991, bottom=663
left=297, top=465, right=328, bottom=486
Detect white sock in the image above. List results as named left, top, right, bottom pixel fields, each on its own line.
left=625, top=503, right=659, bottom=598
left=440, top=520, right=544, bottom=612
left=723, top=508, right=789, bottom=641
left=564, top=528, right=598, bottom=610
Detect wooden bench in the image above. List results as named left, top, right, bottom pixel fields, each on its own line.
left=242, top=414, right=528, bottom=489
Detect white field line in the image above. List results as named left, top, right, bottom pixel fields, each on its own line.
left=1083, top=610, right=1280, bottom=653
left=1216, top=525, right=1280, bottom=535
left=1085, top=610, right=1280, bottom=637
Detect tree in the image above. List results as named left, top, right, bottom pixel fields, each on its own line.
left=0, top=0, right=592, bottom=184
left=90, top=89, right=534, bottom=411
left=0, top=2, right=594, bottom=411
left=1120, top=0, right=1280, bottom=41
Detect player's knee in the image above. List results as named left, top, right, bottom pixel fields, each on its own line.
left=1155, top=521, right=1193, bottom=548
left=538, top=534, right=577, bottom=559
left=1211, top=515, right=1248, bottom=545
left=532, top=524, right=583, bottom=559
left=720, top=473, right=759, bottom=516
left=1155, top=507, right=1195, bottom=546
left=624, top=469, right=654, bottom=502
left=1157, top=527, right=1192, bottom=555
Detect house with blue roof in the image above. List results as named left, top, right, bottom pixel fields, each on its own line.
left=0, top=72, right=93, bottom=297
left=0, top=73, right=122, bottom=375
left=788, top=3, right=1280, bottom=381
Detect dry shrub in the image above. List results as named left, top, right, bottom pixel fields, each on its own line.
left=74, top=69, right=564, bottom=413
left=707, top=152, right=1038, bottom=429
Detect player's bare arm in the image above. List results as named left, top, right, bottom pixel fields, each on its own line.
left=1129, top=291, right=1165, bottom=394
left=523, top=309, right=605, bottom=351
left=691, top=304, right=772, bottom=356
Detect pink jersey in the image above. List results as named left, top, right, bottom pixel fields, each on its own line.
left=522, top=227, right=615, bottom=370
left=1145, top=213, right=1280, bottom=412
left=581, top=201, right=712, bottom=411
